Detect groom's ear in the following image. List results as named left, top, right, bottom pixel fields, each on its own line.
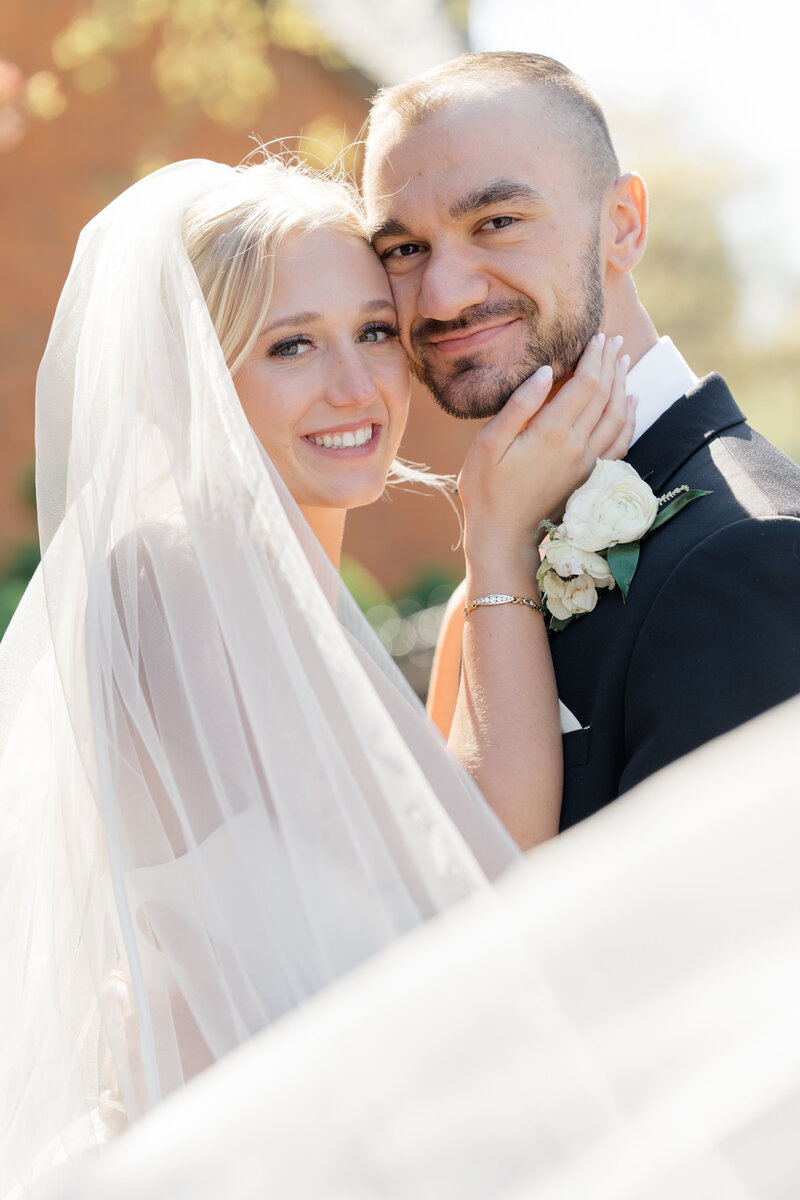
left=604, top=173, right=648, bottom=275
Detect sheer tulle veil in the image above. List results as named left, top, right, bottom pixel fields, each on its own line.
left=0, top=159, right=518, bottom=1194
left=48, top=693, right=800, bottom=1200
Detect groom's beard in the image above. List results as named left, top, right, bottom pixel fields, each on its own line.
left=408, top=234, right=605, bottom=421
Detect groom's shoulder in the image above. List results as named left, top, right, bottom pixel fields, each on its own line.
left=715, top=409, right=800, bottom=518
left=666, top=374, right=800, bottom=520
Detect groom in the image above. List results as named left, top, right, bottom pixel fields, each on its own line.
left=362, top=51, right=800, bottom=830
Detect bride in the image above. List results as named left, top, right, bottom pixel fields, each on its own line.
left=0, top=156, right=630, bottom=1194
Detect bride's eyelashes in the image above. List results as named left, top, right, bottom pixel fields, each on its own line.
left=269, top=335, right=313, bottom=358
left=267, top=322, right=399, bottom=359
left=358, top=321, right=400, bottom=343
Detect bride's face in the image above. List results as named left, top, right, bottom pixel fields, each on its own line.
left=234, top=227, right=410, bottom=514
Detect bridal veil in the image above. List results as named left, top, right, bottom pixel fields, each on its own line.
left=0, top=160, right=517, bottom=1195
left=49, top=694, right=800, bottom=1200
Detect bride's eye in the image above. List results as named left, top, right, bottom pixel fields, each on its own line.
left=269, top=336, right=313, bottom=358
left=358, top=322, right=399, bottom=344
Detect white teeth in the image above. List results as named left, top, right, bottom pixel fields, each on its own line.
left=307, top=424, right=374, bottom=449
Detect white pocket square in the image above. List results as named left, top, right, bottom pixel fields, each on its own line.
left=559, top=701, right=582, bottom=734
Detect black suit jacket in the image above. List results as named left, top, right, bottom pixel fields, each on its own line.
left=552, top=374, right=800, bottom=831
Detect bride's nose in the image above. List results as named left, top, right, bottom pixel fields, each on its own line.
left=323, top=346, right=379, bottom=408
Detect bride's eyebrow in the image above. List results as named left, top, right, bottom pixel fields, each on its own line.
left=360, top=299, right=397, bottom=315
left=262, top=299, right=395, bottom=335
left=262, top=309, right=320, bottom=334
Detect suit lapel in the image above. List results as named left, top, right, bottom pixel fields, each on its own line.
left=625, top=374, right=746, bottom=494
left=550, top=374, right=748, bottom=716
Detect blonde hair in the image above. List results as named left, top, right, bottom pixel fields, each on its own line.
left=183, top=158, right=365, bottom=379
left=182, top=155, right=455, bottom=503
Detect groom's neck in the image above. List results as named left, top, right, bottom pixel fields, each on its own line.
left=603, top=279, right=660, bottom=372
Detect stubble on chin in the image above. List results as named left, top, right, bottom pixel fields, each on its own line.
left=409, top=348, right=542, bottom=420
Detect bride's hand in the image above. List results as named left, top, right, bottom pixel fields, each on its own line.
left=457, top=333, right=633, bottom=570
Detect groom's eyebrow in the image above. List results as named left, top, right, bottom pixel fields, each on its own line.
left=370, top=179, right=545, bottom=242
left=448, top=179, right=544, bottom=220
left=370, top=216, right=413, bottom=243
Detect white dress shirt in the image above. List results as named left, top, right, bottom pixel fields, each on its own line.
left=626, top=336, right=699, bottom=445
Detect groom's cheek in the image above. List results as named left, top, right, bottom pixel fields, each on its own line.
left=391, top=310, right=417, bottom=362
left=400, top=328, right=417, bottom=363
left=384, top=276, right=418, bottom=341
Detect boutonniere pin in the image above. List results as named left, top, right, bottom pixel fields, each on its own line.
left=537, top=459, right=711, bottom=632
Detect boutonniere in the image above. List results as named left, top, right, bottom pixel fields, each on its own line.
left=537, top=459, right=711, bottom=632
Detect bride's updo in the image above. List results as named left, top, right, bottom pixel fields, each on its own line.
left=182, top=159, right=366, bottom=378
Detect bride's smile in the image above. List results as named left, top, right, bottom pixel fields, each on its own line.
left=303, top=419, right=378, bottom=451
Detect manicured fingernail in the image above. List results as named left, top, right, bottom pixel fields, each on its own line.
left=534, top=364, right=553, bottom=384
left=620, top=354, right=630, bottom=372
left=595, top=332, right=606, bottom=348
left=612, top=335, right=624, bottom=350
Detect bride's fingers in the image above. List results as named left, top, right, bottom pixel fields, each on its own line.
left=477, top=363, right=554, bottom=462
left=539, top=332, right=602, bottom=434
left=585, top=352, right=633, bottom=460
left=569, top=334, right=624, bottom=443
left=601, top=389, right=637, bottom=462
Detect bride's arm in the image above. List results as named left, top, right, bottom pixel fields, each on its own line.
left=426, top=580, right=466, bottom=738
left=446, top=336, right=633, bottom=850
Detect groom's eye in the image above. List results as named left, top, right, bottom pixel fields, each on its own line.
left=480, top=215, right=516, bottom=231
left=382, top=242, right=422, bottom=260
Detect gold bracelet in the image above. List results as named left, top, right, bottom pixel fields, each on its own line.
left=463, top=593, right=545, bottom=618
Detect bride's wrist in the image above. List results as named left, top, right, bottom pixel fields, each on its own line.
left=464, top=535, right=539, bottom=577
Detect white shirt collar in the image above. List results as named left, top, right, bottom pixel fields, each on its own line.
left=626, top=336, right=699, bottom=445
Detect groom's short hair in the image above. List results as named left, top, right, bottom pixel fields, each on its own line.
left=364, top=51, right=620, bottom=203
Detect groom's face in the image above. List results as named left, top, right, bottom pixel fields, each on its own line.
left=366, top=86, right=607, bottom=419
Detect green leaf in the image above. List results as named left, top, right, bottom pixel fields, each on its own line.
left=607, top=541, right=640, bottom=603
left=648, top=489, right=713, bottom=534
left=548, top=613, right=573, bottom=633
left=537, top=518, right=560, bottom=541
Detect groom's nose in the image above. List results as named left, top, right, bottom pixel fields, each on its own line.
left=416, top=244, right=489, bottom=324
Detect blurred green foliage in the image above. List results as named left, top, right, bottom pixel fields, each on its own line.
left=342, top=556, right=459, bottom=619
left=49, top=0, right=344, bottom=130
left=635, top=158, right=800, bottom=465
left=0, top=541, right=39, bottom=638
left=347, top=560, right=461, bottom=700
left=390, top=563, right=461, bottom=611
left=339, top=554, right=392, bottom=612
left=0, top=466, right=39, bottom=639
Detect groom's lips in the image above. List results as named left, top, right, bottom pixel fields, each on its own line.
left=426, top=318, right=521, bottom=358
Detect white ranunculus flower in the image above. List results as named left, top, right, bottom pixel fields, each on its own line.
left=558, top=459, right=658, bottom=553
left=563, top=574, right=599, bottom=615
left=538, top=568, right=600, bottom=620
left=537, top=569, right=571, bottom=620
left=539, top=539, right=615, bottom=589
